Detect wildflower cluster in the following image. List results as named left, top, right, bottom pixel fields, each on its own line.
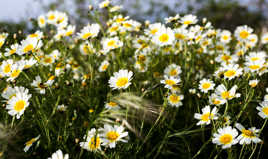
left=0, top=0, right=268, bottom=158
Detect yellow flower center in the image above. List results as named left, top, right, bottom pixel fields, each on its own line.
left=101, top=64, right=108, bottom=71
left=242, top=129, right=255, bottom=138
left=29, top=33, right=38, bottom=38
left=249, top=65, right=260, bottom=70
left=222, top=35, right=229, bottom=41
left=123, top=23, right=132, bottom=28
left=82, top=33, right=93, bottom=39
left=175, top=33, right=185, bottom=40
left=26, top=138, right=36, bottom=146
left=239, top=30, right=249, bottom=39
left=219, top=134, right=233, bottom=145
left=106, top=131, right=119, bottom=142
left=201, top=113, right=211, bottom=122
left=48, top=15, right=55, bottom=20
left=169, top=69, right=177, bottom=76
left=183, top=20, right=192, bottom=25
left=44, top=57, right=52, bottom=64
left=262, top=107, right=268, bottom=115
left=165, top=79, right=176, bottom=86
left=39, top=18, right=45, bottom=24
left=3, top=64, right=11, bottom=73
left=150, top=28, right=158, bottom=35
left=159, top=33, right=169, bottom=43
left=109, top=26, right=119, bottom=33
left=116, top=77, right=128, bottom=87
left=224, top=70, right=236, bottom=78
left=11, top=69, right=21, bottom=78
left=14, top=100, right=26, bottom=112
left=202, top=82, right=211, bottom=89
left=107, top=40, right=116, bottom=47
left=169, top=94, right=180, bottom=103
left=65, top=31, right=73, bottom=36
left=108, top=102, right=117, bottom=107
left=23, top=44, right=34, bottom=53
left=89, top=137, right=100, bottom=150
left=221, top=91, right=230, bottom=99
left=251, top=57, right=260, bottom=61
left=9, top=49, right=16, bottom=55
left=213, top=99, right=221, bottom=105
left=221, top=55, right=231, bottom=62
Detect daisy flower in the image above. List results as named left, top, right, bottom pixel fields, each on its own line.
left=244, top=60, right=265, bottom=73
left=0, top=59, right=14, bottom=77
left=235, top=123, right=261, bottom=145
left=31, top=76, right=47, bottom=94
left=48, top=149, right=69, bottom=159
left=24, top=135, right=40, bottom=152
left=167, top=93, right=184, bottom=107
left=209, top=93, right=226, bottom=106
left=219, top=30, right=232, bottom=43
left=212, top=126, right=239, bottom=149
left=77, top=23, right=100, bottom=40
left=80, top=128, right=102, bottom=151
left=215, top=84, right=240, bottom=101
left=160, top=75, right=181, bottom=90
left=249, top=79, right=259, bottom=88
left=38, top=15, right=46, bottom=28
left=180, top=14, right=198, bottom=26
left=17, top=37, right=42, bottom=55
left=198, top=79, right=215, bottom=93
left=6, top=62, right=24, bottom=81
left=152, top=27, right=175, bottom=46
left=57, top=104, right=67, bottom=112
left=105, top=101, right=119, bottom=109
left=164, top=64, right=182, bottom=77
left=4, top=43, right=19, bottom=56
left=146, top=23, right=163, bottom=36
left=256, top=101, right=268, bottom=119
left=99, top=124, right=128, bottom=148
left=99, top=0, right=110, bottom=8
left=245, top=51, right=266, bottom=63
left=6, top=87, right=32, bottom=119
left=261, top=32, right=268, bottom=44
left=108, top=69, right=133, bottom=90
left=234, top=25, right=253, bottom=42
left=223, top=64, right=243, bottom=80
left=194, top=105, right=218, bottom=125
left=98, top=60, right=110, bottom=72
left=80, top=42, right=95, bottom=55
left=102, top=37, right=123, bottom=53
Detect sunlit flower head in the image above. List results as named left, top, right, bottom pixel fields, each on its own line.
left=24, top=135, right=40, bottom=152
left=160, top=75, right=181, bottom=90
left=99, top=124, right=128, bottom=148
left=164, top=64, right=182, bottom=77
left=198, top=78, right=215, bottom=93
left=194, top=105, right=218, bottom=125
left=80, top=128, right=102, bottom=152
left=180, top=14, right=198, bottom=26
left=152, top=27, right=175, bottom=46
left=249, top=79, right=259, bottom=88
left=167, top=93, right=184, bottom=107
left=235, top=123, right=261, bottom=145
left=98, top=60, right=110, bottom=72
left=108, top=69, right=133, bottom=90
left=212, top=126, right=238, bottom=149
left=256, top=101, right=268, bottom=119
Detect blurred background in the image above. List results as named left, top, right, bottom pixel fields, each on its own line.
left=1, top=0, right=268, bottom=32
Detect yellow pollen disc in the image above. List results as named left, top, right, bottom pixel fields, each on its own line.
left=251, top=57, right=260, bottom=61
left=221, top=91, right=230, bottom=99
left=107, top=40, right=116, bottom=47
left=165, top=79, right=175, bottom=86
left=239, top=30, right=249, bottom=39
left=26, top=138, right=36, bottom=146
left=116, top=77, right=128, bottom=87
left=201, top=113, right=211, bottom=122
left=14, top=100, right=26, bottom=112
left=109, top=26, right=119, bottom=32
left=48, top=15, right=55, bottom=20
left=29, top=33, right=38, bottom=38
left=175, top=33, right=185, bottom=40
left=262, top=107, right=268, bottom=115
left=101, top=64, right=108, bottom=70
left=221, top=55, right=231, bottom=62
left=150, top=29, right=158, bottom=35
left=249, top=65, right=260, bottom=70
left=169, top=94, right=180, bottom=103
left=183, top=20, right=192, bottom=25
left=106, top=131, right=119, bottom=142
left=108, top=102, right=117, bottom=107
left=202, top=82, right=211, bottom=89
left=213, top=99, right=221, bottom=105
left=11, top=70, right=21, bottom=78
left=224, top=70, right=236, bottom=78
left=242, top=129, right=254, bottom=138
left=65, top=31, right=73, bottom=36
left=3, top=64, right=11, bottom=73
left=169, top=69, right=177, bottom=76
left=159, top=33, right=169, bottom=43
left=40, top=18, right=45, bottom=24
left=82, top=33, right=93, bottom=39
left=89, top=137, right=100, bottom=150
left=44, top=57, right=52, bottom=63
left=123, top=23, right=132, bottom=28
left=138, top=55, right=146, bottom=62
left=23, top=44, right=34, bottom=53
left=222, top=35, right=229, bottom=41
left=219, top=134, right=233, bottom=145
left=10, top=49, right=16, bottom=55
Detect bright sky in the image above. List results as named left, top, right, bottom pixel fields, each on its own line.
left=0, top=0, right=52, bottom=22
